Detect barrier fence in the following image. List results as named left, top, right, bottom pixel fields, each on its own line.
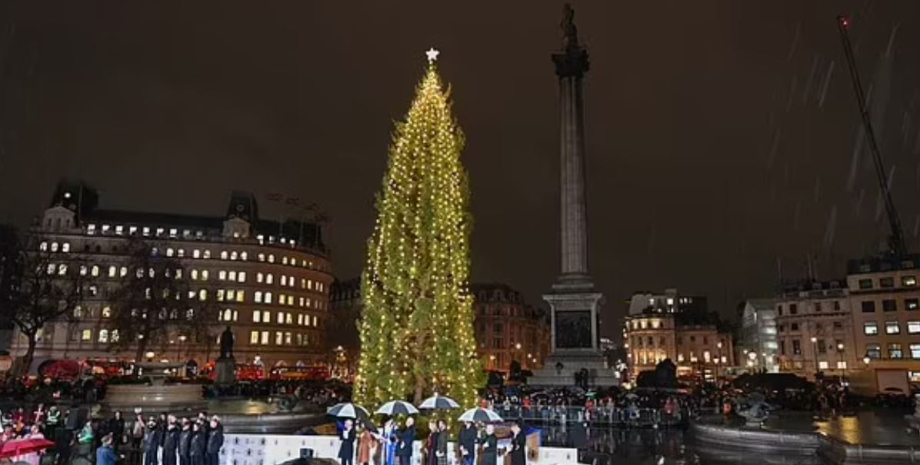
left=495, top=406, right=692, bottom=428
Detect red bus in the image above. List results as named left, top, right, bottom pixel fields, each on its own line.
left=269, top=365, right=329, bottom=380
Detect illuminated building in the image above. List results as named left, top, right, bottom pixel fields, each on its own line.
left=471, top=283, right=551, bottom=373
left=10, top=181, right=332, bottom=372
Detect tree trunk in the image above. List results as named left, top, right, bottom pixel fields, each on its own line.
left=16, top=334, right=38, bottom=378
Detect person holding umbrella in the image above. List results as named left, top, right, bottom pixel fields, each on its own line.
left=458, top=421, right=477, bottom=465
left=480, top=424, right=497, bottom=465
left=338, top=419, right=356, bottom=465
left=434, top=421, right=447, bottom=465
left=380, top=418, right=397, bottom=465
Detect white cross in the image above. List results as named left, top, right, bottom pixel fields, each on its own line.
left=426, top=48, right=440, bottom=63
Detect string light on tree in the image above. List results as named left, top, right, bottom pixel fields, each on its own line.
left=354, top=49, right=482, bottom=410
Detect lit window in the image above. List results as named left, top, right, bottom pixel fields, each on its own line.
left=886, top=321, right=901, bottom=335
left=193, top=249, right=201, bottom=258
left=166, top=248, right=175, bottom=257
left=87, top=225, right=96, bottom=235
left=287, top=295, right=294, bottom=305
left=281, top=276, right=287, bottom=286
left=241, top=252, right=248, bottom=260
left=217, top=290, right=226, bottom=301
left=909, top=321, right=920, bottom=334
left=236, top=291, right=245, bottom=303
left=156, top=227, right=164, bottom=236
left=62, top=243, right=70, bottom=253
left=837, top=361, right=847, bottom=369
left=275, top=332, right=283, bottom=345
left=238, top=272, right=246, bottom=283
left=169, top=228, right=177, bottom=238
left=199, top=289, right=207, bottom=301
left=268, top=254, right=275, bottom=263
left=120, top=266, right=128, bottom=277
left=81, top=329, right=92, bottom=341
left=277, top=312, right=284, bottom=324
left=115, top=225, right=124, bottom=236
left=889, top=343, right=904, bottom=359
left=301, top=278, right=306, bottom=289
left=286, top=313, right=293, bottom=324
left=298, top=314, right=304, bottom=325
left=102, top=224, right=111, bottom=234
left=254, top=311, right=261, bottom=323
left=907, top=299, right=920, bottom=311
left=818, top=361, right=828, bottom=370
left=250, top=331, right=259, bottom=345
left=866, top=344, right=881, bottom=359
left=864, top=322, right=878, bottom=335
left=203, top=250, right=211, bottom=259
left=108, top=266, right=117, bottom=278
left=91, top=266, right=100, bottom=277
left=267, top=274, right=274, bottom=285
left=307, top=280, right=313, bottom=290
left=258, top=253, right=265, bottom=262
left=285, top=332, right=292, bottom=345
left=228, top=271, right=237, bottom=281
left=177, top=249, right=185, bottom=258
left=912, top=344, right=920, bottom=359
left=255, top=292, right=263, bottom=303
left=219, top=270, right=227, bottom=281
left=129, top=226, right=138, bottom=236
left=257, top=273, right=264, bottom=283
left=226, top=290, right=235, bottom=301
left=142, top=227, right=150, bottom=236
left=191, top=270, right=199, bottom=280
left=183, top=229, right=191, bottom=237
left=201, top=270, right=209, bottom=280
left=266, top=292, right=273, bottom=304
left=98, top=329, right=109, bottom=343
left=299, top=297, right=305, bottom=307
left=220, top=251, right=228, bottom=260
left=102, top=307, right=111, bottom=318
left=74, top=306, right=83, bottom=318
left=111, top=330, right=120, bottom=342
left=313, top=316, right=318, bottom=327
left=282, top=256, right=289, bottom=265
left=261, top=331, right=269, bottom=345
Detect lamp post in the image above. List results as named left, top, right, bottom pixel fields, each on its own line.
left=716, top=341, right=723, bottom=380
left=810, top=336, right=819, bottom=378
left=836, top=343, right=846, bottom=386
left=177, top=335, right=187, bottom=360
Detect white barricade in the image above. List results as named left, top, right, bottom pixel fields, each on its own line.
left=220, top=435, right=578, bottom=465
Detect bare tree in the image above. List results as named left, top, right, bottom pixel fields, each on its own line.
left=0, top=227, right=86, bottom=376
left=108, top=239, right=218, bottom=362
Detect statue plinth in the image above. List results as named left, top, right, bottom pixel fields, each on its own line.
left=214, top=356, right=236, bottom=386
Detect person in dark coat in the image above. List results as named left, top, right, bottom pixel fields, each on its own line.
left=189, top=422, right=205, bottom=465
left=143, top=421, right=160, bottom=465
left=480, top=425, right=498, bottom=465
left=178, top=419, right=193, bottom=465
left=424, top=421, right=438, bottom=465
left=205, top=417, right=224, bottom=465
left=395, top=417, right=416, bottom=465
left=162, top=417, right=180, bottom=465
left=458, top=422, right=477, bottom=465
left=509, top=422, right=526, bottom=465
left=338, top=419, right=356, bottom=465
left=109, top=411, right=127, bottom=447
left=435, top=421, right=448, bottom=465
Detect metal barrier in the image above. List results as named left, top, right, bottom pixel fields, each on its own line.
left=495, top=406, right=691, bottom=428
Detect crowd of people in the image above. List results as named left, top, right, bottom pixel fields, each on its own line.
left=337, top=417, right=526, bottom=465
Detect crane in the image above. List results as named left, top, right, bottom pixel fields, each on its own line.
left=836, top=15, right=907, bottom=257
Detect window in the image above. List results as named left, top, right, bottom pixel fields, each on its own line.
left=265, top=292, right=273, bottom=304
left=280, top=276, right=287, bottom=286
left=817, top=340, right=827, bottom=354
left=81, top=329, right=93, bottom=341
left=903, top=276, right=917, bottom=287
left=886, top=321, right=901, bottom=334
left=253, top=311, right=261, bottom=323
left=266, top=274, right=274, bottom=285
left=203, top=250, right=211, bottom=259
left=907, top=299, right=919, bottom=311
left=277, top=312, right=284, bottom=324
left=779, top=340, right=786, bottom=355
left=792, top=340, right=801, bottom=355
left=791, top=323, right=799, bottom=331
left=911, top=344, right=920, bottom=359
left=191, top=270, right=199, bottom=281
left=250, top=331, right=259, bottom=345
left=778, top=324, right=785, bottom=333
left=815, top=302, right=822, bottom=312
left=889, top=343, right=903, bottom=359
left=883, top=299, right=897, bottom=312
left=219, top=271, right=227, bottom=281
left=834, top=301, right=841, bottom=310
left=257, top=273, right=264, bottom=283
left=313, top=315, right=318, bottom=327
left=910, top=321, right=920, bottom=334
left=241, top=252, right=248, bottom=261
left=880, top=277, right=895, bottom=288
left=169, top=228, right=177, bottom=238
left=193, top=249, right=201, bottom=259
left=861, top=301, right=876, bottom=313
left=275, top=332, right=283, bottom=345
left=790, top=304, right=798, bottom=314
left=285, top=332, right=292, bottom=345
left=837, top=361, right=847, bottom=369
left=858, top=279, right=873, bottom=290
left=91, top=265, right=100, bottom=277
left=62, top=243, right=70, bottom=253
left=231, top=251, right=238, bottom=260
left=166, top=248, right=175, bottom=257
left=102, top=307, right=111, bottom=318
left=255, top=292, right=263, bottom=303
left=833, top=321, right=843, bottom=329
left=238, top=272, right=246, bottom=283
left=201, top=270, right=209, bottom=280
left=236, top=291, right=245, bottom=303
left=261, top=331, right=269, bottom=345
left=98, top=329, right=109, bottom=343
left=220, top=251, right=228, bottom=260
left=87, top=224, right=96, bottom=235
left=866, top=343, right=881, bottom=359
left=818, top=361, right=829, bottom=370
left=864, top=322, right=879, bottom=335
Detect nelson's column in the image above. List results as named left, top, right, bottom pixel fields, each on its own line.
left=530, top=4, right=619, bottom=387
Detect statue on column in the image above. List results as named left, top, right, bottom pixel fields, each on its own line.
left=561, top=3, right=579, bottom=50
left=219, top=326, right=235, bottom=359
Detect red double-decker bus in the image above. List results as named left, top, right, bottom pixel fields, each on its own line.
left=268, top=365, right=329, bottom=380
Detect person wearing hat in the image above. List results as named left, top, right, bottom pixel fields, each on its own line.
left=97, top=434, right=120, bottom=465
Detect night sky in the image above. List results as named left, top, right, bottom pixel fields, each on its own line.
left=1, top=1, right=919, bottom=339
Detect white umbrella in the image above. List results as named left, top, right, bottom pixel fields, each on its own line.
left=376, top=400, right=419, bottom=416
left=327, top=402, right=370, bottom=419
left=457, top=407, right=503, bottom=423
left=418, top=394, right=460, bottom=410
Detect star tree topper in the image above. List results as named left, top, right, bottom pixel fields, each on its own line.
left=426, top=47, right=440, bottom=63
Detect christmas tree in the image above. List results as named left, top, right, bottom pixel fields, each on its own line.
left=355, top=49, right=482, bottom=409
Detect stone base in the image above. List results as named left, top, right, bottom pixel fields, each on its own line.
left=529, top=351, right=620, bottom=387
left=214, top=357, right=237, bottom=386
left=104, top=384, right=207, bottom=410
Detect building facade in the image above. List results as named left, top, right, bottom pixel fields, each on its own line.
left=738, top=299, right=779, bottom=373
left=628, top=289, right=708, bottom=316
left=327, top=278, right=362, bottom=377
left=471, top=283, right=551, bottom=373
left=774, top=281, right=857, bottom=381
left=624, top=313, right=733, bottom=380
left=10, top=181, right=333, bottom=372
left=848, top=254, right=920, bottom=381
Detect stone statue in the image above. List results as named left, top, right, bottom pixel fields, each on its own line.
left=219, top=326, right=235, bottom=359
left=561, top=3, right=579, bottom=50
left=736, top=393, right=771, bottom=427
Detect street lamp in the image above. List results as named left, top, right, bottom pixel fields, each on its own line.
left=177, top=335, right=187, bottom=360
left=836, top=343, right=847, bottom=386
left=810, top=337, right=819, bottom=377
